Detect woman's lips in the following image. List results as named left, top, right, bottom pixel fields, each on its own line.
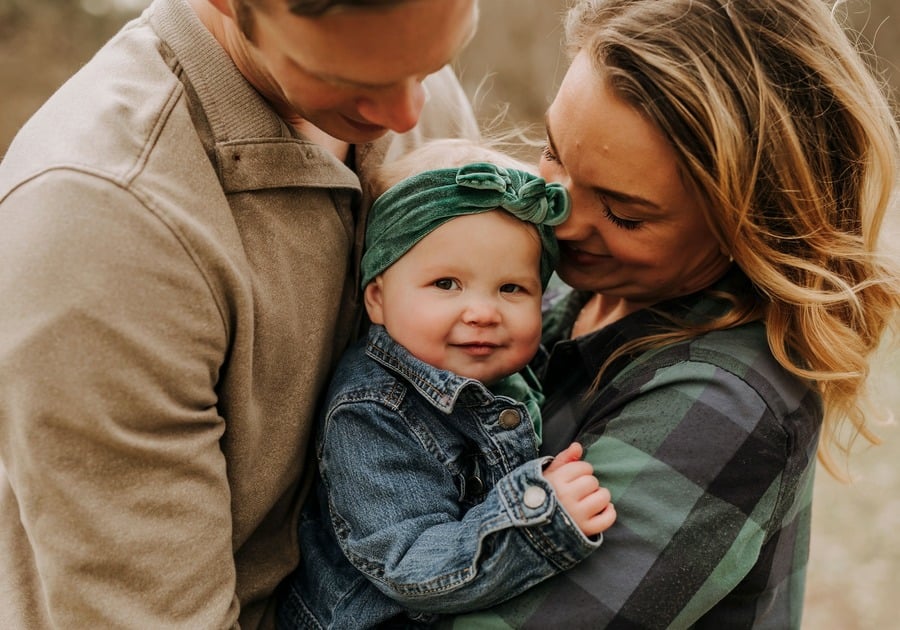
left=560, top=244, right=608, bottom=266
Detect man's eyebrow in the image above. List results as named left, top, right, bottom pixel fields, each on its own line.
left=544, top=111, right=662, bottom=211
left=306, top=65, right=399, bottom=90
left=307, top=18, right=477, bottom=91
left=332, top=76, right=392, bottom=89
left=309, top=57, right=450, bottom=91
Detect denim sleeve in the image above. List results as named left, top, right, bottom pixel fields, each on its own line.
left=318, top=399, right=602, bottom=613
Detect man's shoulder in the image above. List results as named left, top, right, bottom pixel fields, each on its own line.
left=0, top=17, right=185, bottom=194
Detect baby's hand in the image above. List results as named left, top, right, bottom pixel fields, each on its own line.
left=542, top=442, right=616, bottom=537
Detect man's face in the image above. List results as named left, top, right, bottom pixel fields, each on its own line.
left=240, top=0, right=477, bottom=142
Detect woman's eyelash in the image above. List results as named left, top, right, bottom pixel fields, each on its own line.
left=541, top=144, right=559, bottom=162
left=542, top=146, right=641, bottom=230
left=602, top=204, right=642, bottom=230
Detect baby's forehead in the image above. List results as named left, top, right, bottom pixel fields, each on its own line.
left=436, top=207, right=542, bottom=233
left=421, top=210, right=543, bottom=256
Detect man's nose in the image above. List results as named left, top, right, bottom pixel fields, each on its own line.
left=355, top=80, right=427, bottom=134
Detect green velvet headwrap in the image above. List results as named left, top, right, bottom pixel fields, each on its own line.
left=361, top=162, right=571, bottom=290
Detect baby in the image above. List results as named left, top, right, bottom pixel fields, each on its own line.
left=278, top=139, right=616, bottom=629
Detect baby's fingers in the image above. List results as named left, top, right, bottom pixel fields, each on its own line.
left=558, top=470, right=602, bottom=501
left=581, top=502, right=617, bottom=537
left=544, top=442, right=584, bottom=474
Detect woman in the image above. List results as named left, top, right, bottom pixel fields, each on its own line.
left=444, top=0, right=900, bottom=627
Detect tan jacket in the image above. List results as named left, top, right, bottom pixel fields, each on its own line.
left=0, top=0, right=478, bottom=627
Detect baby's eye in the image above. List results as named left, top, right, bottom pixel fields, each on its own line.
left=499, top=283, right=524, bottom=294
left=434, top=278, right=460, bottom=291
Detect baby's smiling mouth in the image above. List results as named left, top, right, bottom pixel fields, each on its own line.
left=453, top=341, right=500, bottom=356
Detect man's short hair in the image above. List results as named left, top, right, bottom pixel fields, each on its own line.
left=283, top=0, right=409, bottom=15
left=236, top=0, right=410, bottom=39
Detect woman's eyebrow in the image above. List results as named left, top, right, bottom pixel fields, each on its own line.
left=544, top=112, right=661, bottom=210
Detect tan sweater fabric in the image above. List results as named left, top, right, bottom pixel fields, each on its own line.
left=0, top=0, right=479, bottom=627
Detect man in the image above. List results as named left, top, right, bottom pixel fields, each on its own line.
left=0, top=0, right=479, bottom=626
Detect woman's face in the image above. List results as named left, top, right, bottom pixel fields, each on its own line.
left=540, top=50, right=731, bottom=308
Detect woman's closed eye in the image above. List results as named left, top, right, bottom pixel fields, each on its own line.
left=543, top=142, right=641, bottom=230
left=541, top=144, right=560, bottom=164
left=603, top=205, right=642, bottom=230
left=599, top=196, right=643, bottom=231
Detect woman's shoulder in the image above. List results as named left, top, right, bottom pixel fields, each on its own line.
left=580, top=321, right=821, bottom=506
left=623, top=321, right=820, bottom=433
left=683, top=321, right=771, bottom=374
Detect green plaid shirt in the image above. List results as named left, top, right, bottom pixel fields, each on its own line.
left=442, top=271, right=821, bottom=629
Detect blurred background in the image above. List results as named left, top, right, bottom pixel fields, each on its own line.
left=1, top=0, right=898, bottom=627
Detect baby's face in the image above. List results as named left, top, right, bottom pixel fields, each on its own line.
left=365, top=210, right=543, bottom=384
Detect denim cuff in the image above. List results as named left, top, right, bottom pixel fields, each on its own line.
left=496, top=458, right=603, bottom=569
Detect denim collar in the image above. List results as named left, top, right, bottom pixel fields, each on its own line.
left=365, top=325, right=498, bottom=413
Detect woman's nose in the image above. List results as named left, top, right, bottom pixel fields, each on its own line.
left=553, top=187, right=595, bottom=241
left=552, top=210, right=581, bottom=241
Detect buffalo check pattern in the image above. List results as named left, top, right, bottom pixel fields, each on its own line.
left=442, top=271, right=821, bottom=629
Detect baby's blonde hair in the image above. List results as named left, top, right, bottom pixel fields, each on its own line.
left=373, top=138, right=537, bottom=199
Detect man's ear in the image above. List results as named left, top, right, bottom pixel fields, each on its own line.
left=364, top=278, right=386, bottom=324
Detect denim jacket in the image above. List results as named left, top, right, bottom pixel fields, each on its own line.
left=278, top=325, right=602, bottom=629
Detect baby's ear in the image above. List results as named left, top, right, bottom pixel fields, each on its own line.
left=363, top=278, right=386, bottom=324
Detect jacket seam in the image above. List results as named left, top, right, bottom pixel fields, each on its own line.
left=1, top=166, right=230, bottom=337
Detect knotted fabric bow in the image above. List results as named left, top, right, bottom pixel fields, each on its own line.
left=360, top=162, right=571, bottom=289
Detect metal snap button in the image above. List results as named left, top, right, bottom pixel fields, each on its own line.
left=498, top=408, right=521, bottom=429
left=523, top=485, right=547, bottom=509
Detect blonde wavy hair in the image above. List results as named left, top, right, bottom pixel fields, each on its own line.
left=566, top=0, right=900, bottom=476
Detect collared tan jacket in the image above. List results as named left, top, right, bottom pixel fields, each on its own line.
left=0, top=0, right=479, bottom=627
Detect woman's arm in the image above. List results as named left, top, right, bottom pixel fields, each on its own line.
left=440, top=353, right=820, bottom=627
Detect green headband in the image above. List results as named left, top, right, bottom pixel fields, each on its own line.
left=360, top=162, right=571, bottom=290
